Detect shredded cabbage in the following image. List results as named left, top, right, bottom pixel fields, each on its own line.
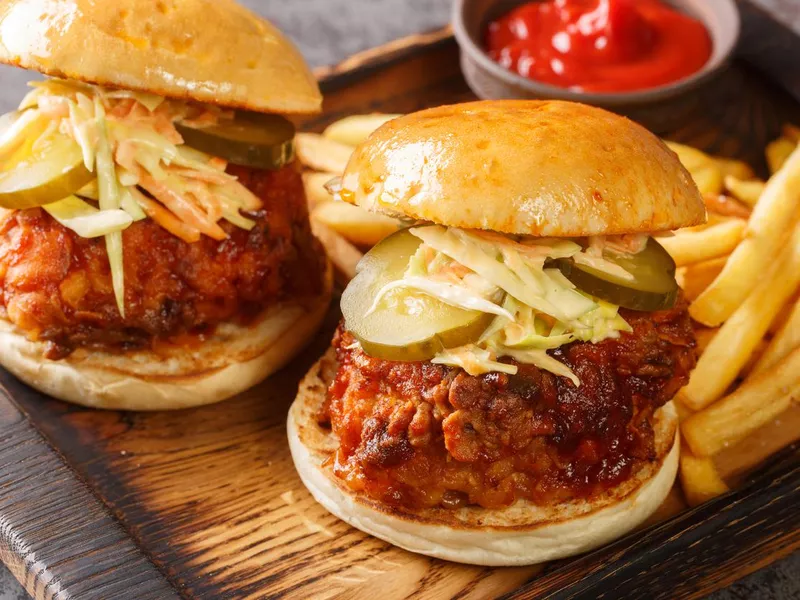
left=367, top=277, right=513, bottom=319
left=501, top=347, right=581, bottom=386
left=432, top=345, right=517, bottom=376
left=67, top=97, right=96, bottom=170
left=411, top=226, right=596, bottom=321
left=383, top=225, right=635, bottom=383
left=94, top=97, right=126, bottom=317
left=572, top=252, right=635, bottom=281
left=221, top=207, right=256, bottom=230
left=4, top=77, right=267, bottom=317
left=43, top=196, right=132, bottom=238
left=119, top=186, right=147, bottom=221
left=104, top=89, right=164, bottom=112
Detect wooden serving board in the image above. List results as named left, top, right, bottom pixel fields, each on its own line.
left=1, top=28, right=800, bottom=600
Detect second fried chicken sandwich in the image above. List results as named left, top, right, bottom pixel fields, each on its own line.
left=289, top=100, right=705, bottom=565
left=0, top=0, right=331, bottom=409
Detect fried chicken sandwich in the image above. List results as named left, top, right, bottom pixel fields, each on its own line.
left=288, top=100, right=705, bottom=565
left=0, top=0, right=331, bottom=409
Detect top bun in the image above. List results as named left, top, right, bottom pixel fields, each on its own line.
left=0, top=0, right=321, bottom=114
left=340, top=101, right=705, bottom=236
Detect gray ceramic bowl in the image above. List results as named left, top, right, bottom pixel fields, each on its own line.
left=453, top=0, right=741, bottom=132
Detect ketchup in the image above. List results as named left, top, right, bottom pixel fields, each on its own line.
left=485, top=0, right=713, bottom=93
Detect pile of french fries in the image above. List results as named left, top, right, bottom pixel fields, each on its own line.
left=664, top=129, right=800, bottom=506
left=295, top=115, right=800, bottom=509
left=295, top=115, right=403, bottom=283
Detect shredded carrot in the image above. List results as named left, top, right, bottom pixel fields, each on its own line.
left=184, top=179, right=223, bottom=223
left=170, top=167, right=233, bottom=185
left=179, top=105, right=231, bottom=129
left=23, top=83, right=260, bottom=248
left=153, top=116, right=182, bottom=145
left=129, top=188, right=200, bottom=243
left=179, top=113, right=218, bottom=128
left=109, top=101, right=183, bottom=145
left=138, top=173, right=227, bottom=240
left=107, top=99, right=136, bottom=120
left=114, top=140, right=138, bottom=172
left=208, top=157, right=228, bottom=171
left=154, top=101, right=182, bottom=122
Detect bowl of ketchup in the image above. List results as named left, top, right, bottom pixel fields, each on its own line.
left=453, top=0, right=740, bottom=130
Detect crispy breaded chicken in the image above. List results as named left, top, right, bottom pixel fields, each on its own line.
left=324, top=299, right=696, bottom=510
left=0, top=164, right=325, bottom=358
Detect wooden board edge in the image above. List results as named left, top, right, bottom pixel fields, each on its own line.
left=506, top=444, right=800, bottom=599
left=0, top=386, right=182, bottom=600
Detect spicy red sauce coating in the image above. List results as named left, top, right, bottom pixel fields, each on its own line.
left=485, top=0, right=712, bottom=93
left=0, top=163, right=325, bottom=358
left=322, top=298, right=696, bottom=510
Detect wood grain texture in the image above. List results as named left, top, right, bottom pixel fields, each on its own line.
left=509, top=445, right=800, bottom=600
left=1, top=29, right=799, bottom=600
left=0, top=388, right=180, bottom=600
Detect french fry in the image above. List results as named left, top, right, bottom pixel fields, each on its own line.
left=687, top=162, right=724, bottom=197
left=769, top=298, right=795, bottom=335
left=312, top=201, right=400, bottom=247
left=295, top=133, right=354, bottom=174
left=741, top=339, right=768, bottom=378
left=678, top=256, right=728, bottom=301
left=682, top=347, right=800, bottom=457
left=715, top=157, right=755, bottom=181
left=303, top=171, right=338, bottom=208
left=703, top=193, right=751, bottom=219
left=310, top=218, right=363, bottom=283
left=665, top=141, right=724, bottom=195
left=665, top=141, right=710, bottom=170
left=751, top=300, right=800, bottom=376
left=323, top=114, right=401, bottom=147
left=682, top=223, right=800, bottom=410
left=673, top=395, right=695, bottom=422
left=679, top=446, right=730, bottom=507
left=656, top=218, right=745, bottom=267
left=714, top=404, right=800, bottom=480
left=674, top=401, right=728, bottom=508
left=693, top=327, right=719, bottom=355
left=680, top=211, right=730, bottom=232
left=690, top=144, right=800, bottom=326
left=766, top=137, right=797, bottom=174
left=723, top=176, right=764, bottom=208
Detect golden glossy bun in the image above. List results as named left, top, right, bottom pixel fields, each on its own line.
left=288, top=350, right=680, bottom=566
left=341, top=101, right=705, bottom=236
left=0, top=267, right=331, bottom=410
left=0, top=0, right=321, bottom=114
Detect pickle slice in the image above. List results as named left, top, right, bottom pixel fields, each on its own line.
left=0, top=132, right=94, bottom=210
left=341, top=229, right=493, bottom=362
left=176, top=112, right=295, bottom=170
left=551, top=238, right=679, bottom=311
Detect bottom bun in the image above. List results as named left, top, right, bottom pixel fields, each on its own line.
left=288, top=349, right=680, bottom=566
left=0, top=266, right=332, bottom=411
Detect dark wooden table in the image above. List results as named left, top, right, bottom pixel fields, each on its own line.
left=0, top=1, right=797, bottom=599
